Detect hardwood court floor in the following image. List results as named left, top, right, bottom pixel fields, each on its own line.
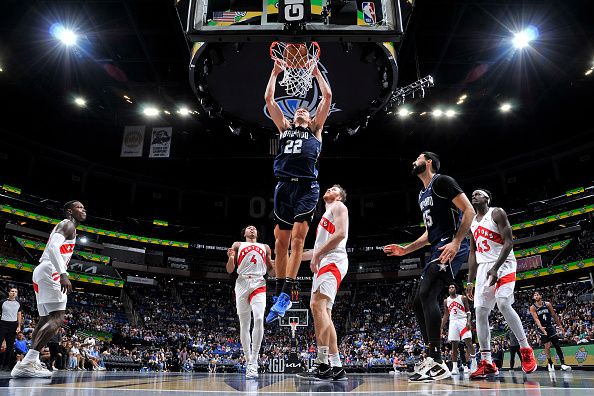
left=1, top=370, right=592, bottom=395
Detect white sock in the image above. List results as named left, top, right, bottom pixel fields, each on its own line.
left=23, top=349, right=40, bottom=363
left=481, top=351, right=492, bottom=364
left=329, top=353, right=342, bottom=367
left=317, top=346, right=329, bottom=364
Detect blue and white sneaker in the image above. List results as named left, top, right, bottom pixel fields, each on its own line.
left=266, top=292, right=292, bottom=323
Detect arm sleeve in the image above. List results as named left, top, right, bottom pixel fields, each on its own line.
left=433, top=175, right=464, bottom=200
left=46, top=232, right=68, bottom=274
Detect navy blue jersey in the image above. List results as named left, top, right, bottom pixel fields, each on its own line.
left=273, top=125, right=321, bottom=180
left=533, top=302, right=554, bottom=328
left=418, top=174, right=464, bottom=245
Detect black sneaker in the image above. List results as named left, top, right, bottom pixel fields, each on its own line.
left=296, top=363, right=323, bottom=380
left=332, top=366, right=347, bottom=381
left=314, top=363, right=333, bottom=381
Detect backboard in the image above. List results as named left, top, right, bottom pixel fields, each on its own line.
left=279, top=308, right=309, bottom=327
left=176, top=0, right=405, bottom=42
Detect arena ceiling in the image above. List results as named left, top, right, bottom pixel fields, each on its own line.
left=0, top=0, right=593, bottom=203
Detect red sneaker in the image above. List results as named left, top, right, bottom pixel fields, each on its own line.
left=470, top=360, right=499, bottom=379
left=520, top=347, right=537, bottom=373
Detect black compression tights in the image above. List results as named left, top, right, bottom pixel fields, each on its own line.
left=413, top=266, right=447, bottom=358
left=549, top=338, right=565, bottom=364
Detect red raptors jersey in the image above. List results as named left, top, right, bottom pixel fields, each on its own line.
left=470, top=208, right=516, bottom=264
left=236, top=242, right=267, bottom=277
left=40, top=220, right=76, bottom=269
left=446, top=294, right=467, bottom=320
left=315, top=205, right=348, bottom=260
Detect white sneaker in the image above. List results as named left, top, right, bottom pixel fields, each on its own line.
left=548, top=363, right=555, bottom=372
left=409, top=357, right=434, bottom=382
left=246, top=363, right=259, bottom=379
left=11, top=360, right=52, bottom=378
left=451, top=365, right=459, bottom=375
left=561, top=364, right=571, bottom=371
left=463, top=365, right=470, bottom=374
left=470, top=357, right=478, bottom=374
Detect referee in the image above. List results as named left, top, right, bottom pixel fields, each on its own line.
left=0, top=287, right=22, bottom=370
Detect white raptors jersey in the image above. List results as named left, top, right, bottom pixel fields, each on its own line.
left=470, top=208, right=516, bottom=264
left=315, top=205, right=348, bottom=260
left=236, top=242, right=267, bottom=277
left=446, top=294, right=467, bottom=320
left=40, top=220, right=76, bottom=269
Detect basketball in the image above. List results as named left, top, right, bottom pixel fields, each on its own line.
left=283, top=44, right=309, bottom=69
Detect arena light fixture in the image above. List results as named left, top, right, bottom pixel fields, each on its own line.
left=177, top=107, right=190, bottom=116
left=398, top=108, right=411, bottom=118
left=500, top=103, right=512, bottom=112
left=74, top=97, right=87, bottom=107
left=143, top=107, right=159, bottom=117
left=80, top=236, right=88, bottom=243
left=586, top=69, right=593, bottom=76
left=123, top=95, right=130, bottom=100
left=512, top=26, right=539, bottom=50
left=459, top=94, right=467, bottom=101
left=0, top=65, right=3, bottom=72
left=164, top=110, right=171, bottom=115
left=432, top=109, right=443, bottom=118
left=445, top=109, right=456, bottom=118
left=50, top=23, right=78, bottom=46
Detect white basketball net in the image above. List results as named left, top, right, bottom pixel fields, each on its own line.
left=270, top=42, right=320, bottom=97
left=289, top=321, right=298, bottom=338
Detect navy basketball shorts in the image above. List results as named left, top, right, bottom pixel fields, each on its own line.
left=421, top=237, right=470, bottom=283
left=274, top=180, right=320, bottom=230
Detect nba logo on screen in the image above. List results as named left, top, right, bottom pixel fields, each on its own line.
left=362, top=2, right=376, bottom=24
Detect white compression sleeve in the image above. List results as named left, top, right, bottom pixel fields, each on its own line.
left=496, top=296, right=530, bottom=348
left=238, top=312, right=253, bottom=363
left=475, top=306, right=492, bottom=351
left=250, top=301, right=265, bottom=361
left=46, top=232, right=68, bottom=274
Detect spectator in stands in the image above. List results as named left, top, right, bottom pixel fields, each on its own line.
left=14, top=332, right=28, bottom=362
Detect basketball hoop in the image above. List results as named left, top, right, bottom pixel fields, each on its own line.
left=289, top=321, right=299, bottom=338
left=270, top=42, right=320, bottom=97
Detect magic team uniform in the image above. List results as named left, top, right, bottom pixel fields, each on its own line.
left=33, top=221, right=76, bottom=315
left=446, top=295, right=472, bottom=341
left=470, top=208, right=517, bottom=309
left=419, top=174, right=469, bottom=280
left=311, top=206, right=348, bottom=310
left=273, top=125, right=321, bottom=229
left=234, top=242, right=267, bottom=315
left=532, top=302, right=558, bottom=344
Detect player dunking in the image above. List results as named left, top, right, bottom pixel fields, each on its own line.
left=12, top=200, right=85, bottom=378
left=264, top=60, right=332, bottom=323
left=440, top=284, right=476, bottom=375
left=226, top=225, right=274, bottom=379
left=529, top=291, right=571, bottom=372
left=467, top=189, right=537, bottom=378
left=297, top=185, right=349, bottom=381
left=384, top=152, right=475, bottom=382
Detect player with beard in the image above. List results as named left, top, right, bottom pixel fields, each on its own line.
left=264, top=61, right=332, bottom=323
left=384, top=152, right=475, bottom=382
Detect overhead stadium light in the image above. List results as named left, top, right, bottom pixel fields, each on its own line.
left=74, top=97, right=86, bottom=107
left=398, top=108, right=411, bottom=118
left=445, top=109, right=456, bottom=118
left=177, top=107, right=190, bottom=116
left=143, top=107, right=159, bottom=117
left=432, top=109, right=443, bottom=118
left=512, top=26, right=539, bottom=49
left=50, top=23, right=78, bottom=46
left=500, top=103, right=512, bottom=112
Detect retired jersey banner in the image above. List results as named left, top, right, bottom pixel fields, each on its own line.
left=149, top=127, right=172, bottom=158
left=120, top=125, right=145, bottom=157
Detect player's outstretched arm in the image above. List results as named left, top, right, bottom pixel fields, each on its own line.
left=265, top=244, right=275, bottom=277
left=384, top=230, right=428, bottom=257
left=301, top=249, right=313, bottom=262
left=49, top=220, right=76, bottom=294
left=466, top=237, right=478, bottom=300
left=226, top=242, right=240, bottom=274
left=310, top=65, right=332, bottom=137
left=548, top=302, right=564, bottom=334
left=487, top=208, right=514, bottom=286
left=529, top=305, right=547, bottom=335
left=264, top=62, right=290, bottom=133
left=462, top=296, right=472, bottom=328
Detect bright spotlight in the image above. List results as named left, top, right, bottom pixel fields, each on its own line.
left=586, top=69, right=593, bottom=76
left=143, top=107, right=159, bottom=117
left=512, top=26, right=539, bottom=49
left=80, top=236, right=88, bottom=243
left=74, top=97, right=86, bottom=107
left=459, top=94, right=467, bottom=101
left=432, top=109, right=443, bottom=118
left=445, top=109, right=456, bottom=118
left=500, top=103, right=512, bottom=112
left=177, top=107, right=190, bottom=116
left=398, top=108, right=411, bottom=117
left=50, top=24, right=78, bottom=46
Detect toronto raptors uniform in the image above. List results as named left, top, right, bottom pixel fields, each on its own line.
left=446, top=294, right=472, bottom=341
left=311, top=205, right=348, bottom=309
left=33, top=221, right=76, bottom=315
left=470, top=208, right=517, bottom=309
left=234, top=242, right=267, bottom=315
